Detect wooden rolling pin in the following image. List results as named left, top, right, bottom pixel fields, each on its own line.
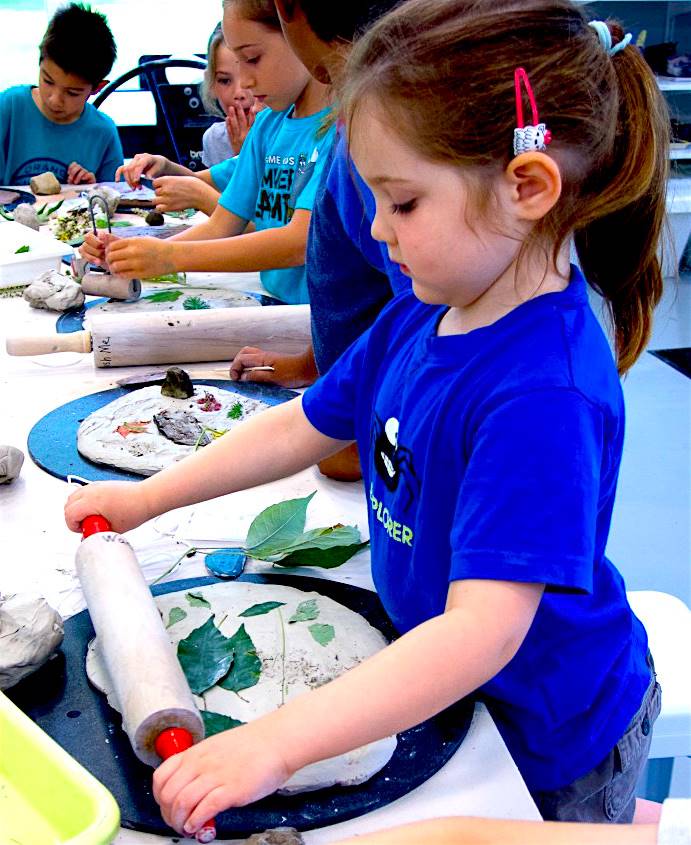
left=6, top=305, right=310, bottom=367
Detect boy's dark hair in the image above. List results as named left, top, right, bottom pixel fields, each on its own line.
left=284, top=0, right=404, bottom=43
left=39, top=3, right=117, bottom=87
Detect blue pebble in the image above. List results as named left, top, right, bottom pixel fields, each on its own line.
left=204, top=549, right=246, bottom=579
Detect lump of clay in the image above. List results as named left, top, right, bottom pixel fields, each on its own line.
left=30, top=171, right=61, bottom=195
left=161, top=366, right=194, bottom=399
left=85, top=184, right=120, bottom=216
left=13, top=203, right=40, bottom=231
left=244, top=829, right=304, bottom=845
left=145, top=210, right=165, bottom=226
left=23, top=270, right=85, bottom=312
left=0, top=594, right=64, bottom=690
left=0, top=445, right=24, bottom=484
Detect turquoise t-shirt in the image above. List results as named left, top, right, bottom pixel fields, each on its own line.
left=0, top=85, right=123, bottom=185
left=209, top=156, right=238, bottom=192
left=218, top=105, right=336, bottom=304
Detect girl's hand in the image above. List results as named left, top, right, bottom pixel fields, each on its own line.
left=64, top=481, right=152, bottom=534
left=152, top=176, right=203, bottom=213
left=105, top=236, right=177, bottom=279
left=225, top=103, right=256, bottom=155
left=153, top=721, right=292, bottom=836
left=116, top=154, right=169, bottom=189
left=229, top=346, right=318, bottom=388
left=79, top=231, right=119, bottom=268
left=67, top=161, right=96, bottom=185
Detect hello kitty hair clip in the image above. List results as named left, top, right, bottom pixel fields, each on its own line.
left=513, top=67, right=552, bottom=156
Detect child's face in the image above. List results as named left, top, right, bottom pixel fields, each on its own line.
left=350, top=103, right=525, bottom=309
left=35, top=57, right=94, bottom=124
left=223, top=7, right=312, bottom=112
left=211, top=42, right=254, bottom=116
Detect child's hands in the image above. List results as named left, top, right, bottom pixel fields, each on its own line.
left=64, top=481, right=153, bottom=534
left=116, top=154, right=169, bottom=189
left=105, top=236, right=177, bottom=279
left=67, top=161, right=96, bottom=185
left=225, top=102, right=258, bottom=154
left=153, top=721, right=292, bottom=837
left=229, top=346, right=318, bottom=388
left=152, top=176, right=204, bottom=213
left=79, top=231, right=120, bottom=268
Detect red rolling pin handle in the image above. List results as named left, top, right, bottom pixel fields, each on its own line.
left=155, top=728, right=217, bottom=843
left=81, top=514, right=112, bottom=538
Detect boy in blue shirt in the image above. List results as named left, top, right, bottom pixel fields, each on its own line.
left=0, top=2, right=123, bottom=186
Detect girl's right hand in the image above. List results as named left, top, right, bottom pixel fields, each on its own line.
left=116, top=154, right=170, bottom=189
left=79, top=231, right=120, bottom=269
left=64, top=481, right=152, bottom=535
left=225, top=103, right=257, bottom=155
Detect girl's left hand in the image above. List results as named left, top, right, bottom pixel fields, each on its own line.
left=153, top=721, right=291, bottom=836
left=67, top=161, right=96, bottom=185
left=105, top=237, right=176, bottom=279
left=225, top=103, right=256, bottom=154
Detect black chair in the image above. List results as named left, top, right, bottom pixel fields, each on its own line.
left=93, top=57, right=215, bottom=170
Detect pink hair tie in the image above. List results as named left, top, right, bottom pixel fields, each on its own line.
left=513, top=67, right=552, bottom=156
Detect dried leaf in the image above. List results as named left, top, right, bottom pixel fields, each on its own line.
left=165, top=607, right=187, bottom=628
left=288, top=599, right=319, bottom=624
left=201, top=710, right=245, bottom=737
left=239, top=601, right=286, bottom=618
left=309, top=623, right=335, bottom=647
left=186, top=591, right=211, bottom=609
left=177, top=616, right=234, bottom=695
left=218, top=624, right=261, bottom=692
left=114, top=420, right=150, bottom=438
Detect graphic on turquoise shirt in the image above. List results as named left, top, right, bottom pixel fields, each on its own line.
left=257, top=147, right=319, bottom=224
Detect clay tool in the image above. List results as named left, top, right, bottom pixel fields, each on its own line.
left=76, top=514, right=216, bottom=842
left=6, top=305, right=310, bottom=367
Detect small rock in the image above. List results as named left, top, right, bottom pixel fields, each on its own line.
left=13, top=203, right=40, bottom=231
left=153, top=409, right=210, bottom=446
left=145, top=210, right=165, bottom=226
left=29, top=171, right=61, bottom=195
left=85, top=184, right=120, bottom=216
left=244, top=828, right=304, bottom=845
left=161, top=366, right=194, bottom=399
left=23, top=270, right=85, bottom=312
left=0, top=445, right=24, bottom=484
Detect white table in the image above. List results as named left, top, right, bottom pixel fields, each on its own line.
left=0, top=262, right=540, bottom=842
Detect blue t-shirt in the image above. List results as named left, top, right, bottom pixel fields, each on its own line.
left=209, top=155, right=238, bottom=193
left=0, top=85, right=123, bottom=185
left=307, top=129, right=410, bottom=373
left=218, top=105, right=336, bottom=304
left=302, top=268, right=650, bottom=793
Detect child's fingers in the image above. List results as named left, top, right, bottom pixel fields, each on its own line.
left=229, top=346, right=269, bottom=380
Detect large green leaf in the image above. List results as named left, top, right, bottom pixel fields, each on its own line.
left=143, top=289, right=184, bottom=303
left=177, top=616, right=234, bottom=695
left=201, top=710, right=245, bottom=737
left=244, top=492, right=315, bottom=557
left=218, top=624, right=261, bottom=693
left=281, top=525, right=363, bottom=554
left=238, top=601, right=286, bottom=618
left=277, top=541, right=369, bottom=570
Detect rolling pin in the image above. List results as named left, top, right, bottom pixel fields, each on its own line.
left=76, top=515, right=215, bottom=842
left=70, top=255, right=142, bottom=301
left=6, top=304, right=310, bottom=367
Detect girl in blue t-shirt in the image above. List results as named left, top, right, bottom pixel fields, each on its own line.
left=66, top=0, right=668, bottom=834
left=80, top=0, right=335, bottom=304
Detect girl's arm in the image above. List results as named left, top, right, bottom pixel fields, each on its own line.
left=64, top=398, right=347, bottom=534
left=103, top=208, right=310, bottom=279
left=153, top=577, right=544, bottom=836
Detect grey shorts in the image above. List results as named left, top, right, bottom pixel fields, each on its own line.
left=533, top=653, right=662, bottom=823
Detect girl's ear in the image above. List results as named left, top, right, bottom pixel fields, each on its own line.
left=504, top=153, right=562, bottom=221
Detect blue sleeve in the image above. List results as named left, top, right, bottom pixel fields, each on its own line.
left=301, top=325, right=372, bottom=441
left=450, top=389, right=605, bottom=593
left=95, top=124, right=123, bottom=182
left=209, top=156, right=238, bottom=192
left=293, top=124, right=336, bottom=212
left=218, top=111, right=266, bottom=221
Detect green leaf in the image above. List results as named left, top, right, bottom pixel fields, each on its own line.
left=288, top=599, right=319, bottom=623
left=143, top=272, right=187, bottom=284
left=165, top=607, right=187, bottom=628
left=244, top=492, right=316, bottom=558
left=95, top=218, right=131, bottom=228
left=281, top=524, right=363, bottom=554
left=218, top=624, right=261, bottom=692
left=238, top=601, right=286, bottom=618
left=143, top=289, right=184, bottom=303
left=183, top=295, right=210, bottom=310
left=177, top=616, right=234, bottom=694
left=201, top=710, right=245, bottom=737
left=186, top=591, right=211, bottom=608
left=309, top=623, right=335, bottom=647
left=227, top=402, right=243, bottom=420
left=277, top=541, right=370, bottom=570
left=14, top=245, right=30, bottom=254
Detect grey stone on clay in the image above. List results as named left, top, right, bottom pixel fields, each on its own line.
left=30, top=171, right=61, bottom=195
left=0, top=594, right=64, bottom=689
left=12, top=203, right=40, bottom=231
left=0, top=445, right=24, bottom=484
left=243, top=829, right=304, bottom=845
left=23, top=270, right=85, bottom=312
